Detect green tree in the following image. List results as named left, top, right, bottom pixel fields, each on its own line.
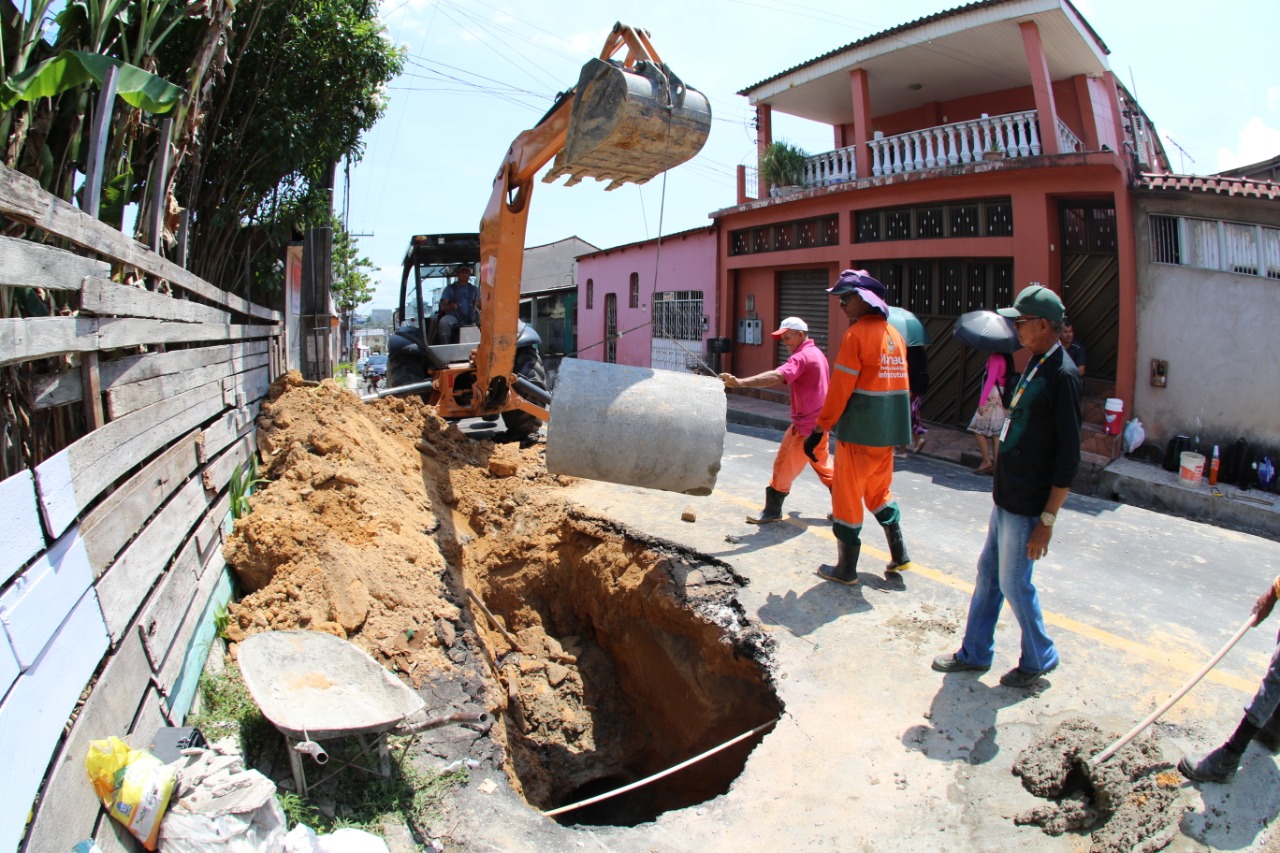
left=166, top=0, right=404, bottom=296
left=331, top=222, right=374, bottom=361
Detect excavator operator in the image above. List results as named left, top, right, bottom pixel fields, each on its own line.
left=437, top=264, right=480, bottom=344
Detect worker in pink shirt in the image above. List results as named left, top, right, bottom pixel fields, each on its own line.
left=720, top=316, right=834, bottom=523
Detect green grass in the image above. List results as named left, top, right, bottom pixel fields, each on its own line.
left=187, top=663, right=467, bottom=840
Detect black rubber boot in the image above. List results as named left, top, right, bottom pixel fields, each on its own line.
left=1257, top=708, right=1280, bottom=753
left=746, top=486, right=786, bottom=524
left=883, top=521, right=912, bottom=572
left=1178, top=744, right=1243, bottom=783
left=875, top=504, right=912, bottom=572
left=817, top=538, right=860, bottom=585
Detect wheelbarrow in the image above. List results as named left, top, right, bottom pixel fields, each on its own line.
left=237, top=630, right=487, bottom=796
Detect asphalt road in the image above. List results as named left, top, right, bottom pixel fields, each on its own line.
left=451, top=423, right=1280, bottom=852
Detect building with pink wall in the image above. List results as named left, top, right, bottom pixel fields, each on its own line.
left=575, top=226, right=719, bottom=372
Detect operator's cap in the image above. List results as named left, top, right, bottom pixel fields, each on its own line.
left=997, top=284, right=1065, bottom=324
left=454, top=264, right=473, bottom=275
left=771, top=317, right=808, bottom=338
left=826, top=269, right=888, bottom=317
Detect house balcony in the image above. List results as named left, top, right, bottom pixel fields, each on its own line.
left=749, top=110, right=1086, bottom=198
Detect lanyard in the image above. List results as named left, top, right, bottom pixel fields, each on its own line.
left=1007, top=342, right=1059, bottom=412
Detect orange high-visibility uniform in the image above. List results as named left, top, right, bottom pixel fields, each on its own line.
left=771, top=425, right=835, bottom=492
left=816, top=314, right=912, bottom=539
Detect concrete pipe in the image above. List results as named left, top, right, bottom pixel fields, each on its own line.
left=546, top=359, right=725, bottom=495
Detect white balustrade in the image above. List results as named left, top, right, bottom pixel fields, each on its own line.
left=786, top=110, right=1085, bottom=192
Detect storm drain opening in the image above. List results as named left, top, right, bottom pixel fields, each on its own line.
left=464, top=512, right=782, bottom=827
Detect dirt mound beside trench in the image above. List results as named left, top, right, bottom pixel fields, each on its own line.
left=220, top=373, right=780, bottom=825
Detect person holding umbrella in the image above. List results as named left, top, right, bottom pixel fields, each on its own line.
left=804, top=270, right=914, bottom=585
left=933, top=284, right=1081, bottom=688
left=969, top=352, right=1014, bottom=475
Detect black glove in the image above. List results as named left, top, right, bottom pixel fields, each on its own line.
left=803, top=430, right=824, bottom=462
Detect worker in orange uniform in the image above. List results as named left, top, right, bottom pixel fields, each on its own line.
left=804, top=270, right=913, bottom=585
left=720, top=316, right=834, bottom=524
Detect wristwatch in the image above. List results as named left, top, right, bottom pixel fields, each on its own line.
left=1039, top=511, right=1056, bottom=527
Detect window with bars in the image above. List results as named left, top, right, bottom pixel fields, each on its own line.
left=855, top=199, right=1013, bottom=243
left=652, top=291, right=705, bottom=340
left=730, top=215, right=840, bottom=255
left=1149, top=214, right=1280, bottom=280
left=629, top=272, right=640, bottom=308
left=586, top=278, right=593, bottom=309
left=862, top=259, right=1014, bottom=317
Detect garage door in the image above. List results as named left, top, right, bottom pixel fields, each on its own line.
left=776, top=269, right=832, bottom=364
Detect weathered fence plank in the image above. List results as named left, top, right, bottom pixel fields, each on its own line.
left=82, top=276, right=231, bottom=324
left=0, top=316, right=98, bottom=367
left=0, top=163, right=280, bottom=322
left=34, top=381, right=225, bottom=537
left=0, top=233, right=110, bottom=289
left=161, top=551, right=230, bottom=719
left=0, top=526, right=94, bottom=668
left=22, top=628, right=152, bottom=852
left=0, top=589, right=109, bottom=853
left=137, top=537, right=202, bottom=673
left=199, top=401, right=260, bottom=464
left=79, top=431, right=200, bottom=575
left=95, top=469, right=212, bottom=642
left=31, top=340, right=271, bottom=411
left=97, top=317, right=279, bottom=350
left=107, top=352, right=269, bottom=419
left=0, top=469, right=45, bottom=586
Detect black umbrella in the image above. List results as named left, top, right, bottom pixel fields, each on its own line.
left=953, top=310, right=1022, bottom=353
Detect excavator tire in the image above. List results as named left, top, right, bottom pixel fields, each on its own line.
left=501, top=345, right=549, bottom=441
left=387, top=323, right=443, bottom=397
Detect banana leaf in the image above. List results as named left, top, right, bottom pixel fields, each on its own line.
left=0, top=50, right=182, bottom=114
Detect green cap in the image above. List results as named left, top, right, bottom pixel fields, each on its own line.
left=997, top=284, right=1064, bottom=324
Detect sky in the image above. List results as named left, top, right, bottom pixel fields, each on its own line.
left=342, top=0, right=1280, bottom=313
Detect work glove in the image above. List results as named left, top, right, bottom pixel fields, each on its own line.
left=719, top=373, right=741, bottom=388
left=803, top=430, right=825, bottom=463
left=1254, top=580, right=1279, bottom=625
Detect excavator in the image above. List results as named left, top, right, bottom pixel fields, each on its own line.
left=385, top=23, right=725, bottom=495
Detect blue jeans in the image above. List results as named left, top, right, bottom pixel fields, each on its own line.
left=957, top=505, right=1059, bottom=673
left=1244, top=635, right=1280, bottom=727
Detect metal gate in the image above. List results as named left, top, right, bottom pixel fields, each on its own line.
left=1059, top=203, right=1119, bottom=383
left=776, top=269, right=832, bottom=364
left=604, top=293, right=617, bottom=363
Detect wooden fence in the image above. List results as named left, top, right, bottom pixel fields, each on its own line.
left=0, top=162, right=283, bottom=851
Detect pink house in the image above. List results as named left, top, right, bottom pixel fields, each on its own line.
left=576, top=226, right=720, bottom=373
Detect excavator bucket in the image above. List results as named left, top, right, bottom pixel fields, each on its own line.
left=544, top=57, right=712, bottom=190
left=545, top=360, right=725, bottom=496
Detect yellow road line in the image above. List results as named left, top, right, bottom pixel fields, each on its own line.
left=716, top=490, right=1258, bottom=694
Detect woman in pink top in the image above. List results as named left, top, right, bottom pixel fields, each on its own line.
left=968, top=352, right=1014, bottom=474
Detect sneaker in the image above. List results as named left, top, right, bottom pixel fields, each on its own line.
left=931, top=653, right=990, bottom=673
left=999, top=662, right=1058, bottom=687
left=1178, top=745, right=1242, bottom=784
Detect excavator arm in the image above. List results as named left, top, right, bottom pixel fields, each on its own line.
left=474, top=22, right=711, bottom=416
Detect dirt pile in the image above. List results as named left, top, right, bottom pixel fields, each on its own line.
left=1013, top=717, right=1186, bottom=853
left=220, top=372, right=779, bottom=825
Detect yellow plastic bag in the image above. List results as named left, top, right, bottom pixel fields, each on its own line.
left=85, top=736, right=176, bottom=851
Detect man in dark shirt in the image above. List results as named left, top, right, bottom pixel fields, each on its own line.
left=933, top=284, right=1081, bottom=688
left=1060, top=321, right=1085, bottom=377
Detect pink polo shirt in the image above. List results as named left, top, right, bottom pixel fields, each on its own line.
left=777, top=337, right=830, bottom=433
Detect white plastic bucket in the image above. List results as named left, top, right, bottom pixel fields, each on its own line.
left=1179, top=451, right=1205, bottom=487
left=1104, top=398, right=1124, bottom=436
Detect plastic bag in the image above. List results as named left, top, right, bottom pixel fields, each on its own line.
left=160, top=742, right=286, bottom=852
left=283, top=825, right=392, bottom=852
left=85, top=737, right=176, bottom=851
left=1122, top=418, right=1145, bottom=454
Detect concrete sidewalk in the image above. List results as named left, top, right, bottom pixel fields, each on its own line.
left=725, top=391, right=1280, bottom=540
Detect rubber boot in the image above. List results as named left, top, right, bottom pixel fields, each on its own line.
left=883, top=521, right=912, bottom=573
left=874, top=504, right=912, bottom=572
left=817, top=538, right=860, bottom=585
left=746, top=486, right=786, bottom=524
left=1257, top=708, right=1280, bottom=753
left=1178, top=744, right=1243, bottom=784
